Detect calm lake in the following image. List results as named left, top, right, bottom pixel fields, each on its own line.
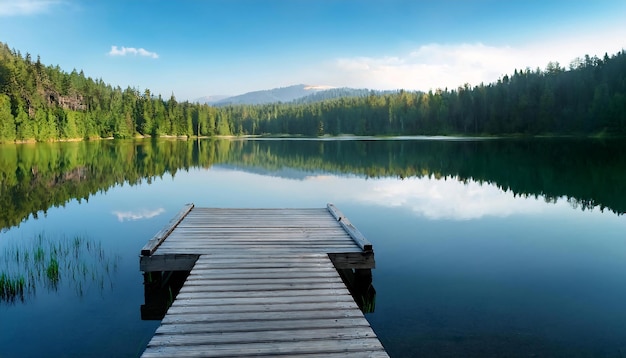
left=1, top=137, right=625, bottom=357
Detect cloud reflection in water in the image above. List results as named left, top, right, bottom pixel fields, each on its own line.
left=341, top=176, right=558, bottom=220
left=112, top=208, right=166, bottom=222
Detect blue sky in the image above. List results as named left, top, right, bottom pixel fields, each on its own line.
left=1, top=0, right=625, bottom=101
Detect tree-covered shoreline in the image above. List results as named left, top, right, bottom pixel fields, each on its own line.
left=1, top=41, right=625, bottom=143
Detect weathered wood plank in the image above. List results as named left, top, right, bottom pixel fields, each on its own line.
left=165, top=231, right=349, bottom=237
left=327, top=203, right=373, bottom=252
left=152, top=247, right=364, bottom=255
left=185, top=274, right=340, bottom=282
left=166, top=301, right=359, bottom=314
left=143, top=349, right=389, bottom=358
left=155, top=317, right=372, bottom=335
left=140, top=205, right=388, bottom=358
left=191, top=255, right=331, bottom=265
left=171, top=293, right=355, bottom=307
left=328, top=252, right=375, bottom=269
left=154, top=249, right=363, bottom=256
left=188, top=269, right=335, bottom=277
left=148, top=326, right=378, bottom=346
left=181, top=279, right=345, bottom=292
left=139, top=254, right=199, bottom=272
left=166, top=239, right=353, bottom=244
left=181, top=277, right=343, bottom=288
left=142, top=338, right=386, bottom=358
left=161, top=308, right=365, bottom=325
left=173, top=230, right=346, bottom=236
left=158, top=239, right=357, bottom=246
left=252, top=353, right=390, bottom=358
left=190, top=260, right=332, bottom=268
left=158, top=240, right=358, bottom=246
left=140, top=203, right=194, bottom=256
left=161, top=235, right=352, bottom=241
left=268, top=353, right=389, bottom=358
left=176, top=288, right=349, bottom=300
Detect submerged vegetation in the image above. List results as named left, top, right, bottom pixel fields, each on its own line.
left=0, top=273, right=25, bottom=302
left=1, top=41, right=625, bottom=142
left=0, top=233, right=120, bottom=303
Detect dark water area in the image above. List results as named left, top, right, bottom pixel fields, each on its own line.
left=1, top=137, right=625, bottom=357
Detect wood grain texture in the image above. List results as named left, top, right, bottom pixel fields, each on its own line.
left=140, top=205, right=387, bottom=357
left=141, top=203, right=194, bottom=256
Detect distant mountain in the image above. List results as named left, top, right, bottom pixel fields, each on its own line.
left=193, top=95, right=230, bottom=104
left=291, top=87, right=394, bottom=104
left=212, top=84, right=336, bottom=106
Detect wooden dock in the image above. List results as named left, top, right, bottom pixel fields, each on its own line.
left=139, top=204, right=388, bottom=358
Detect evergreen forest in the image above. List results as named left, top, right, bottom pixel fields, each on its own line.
left=1, top=41, right=625, bottom=142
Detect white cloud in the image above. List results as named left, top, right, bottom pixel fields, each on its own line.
left=112, top=208, right=165, bottom=222
left=331, top=25, right=626, bottom=92
left=108, top=45, right=159, bottom=59
left=0, top=0, right=63, bottom=16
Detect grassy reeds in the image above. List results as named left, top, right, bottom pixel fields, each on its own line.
left=0, top=233, right=120, bottom=304
left=0, top=273, right=26, bottom=302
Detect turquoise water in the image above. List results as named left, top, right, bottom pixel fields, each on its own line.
left=1, top=138, right=625, bottom=357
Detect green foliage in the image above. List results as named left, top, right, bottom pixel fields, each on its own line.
left=0, top=42, right=225, bottom=141
left=0, top=273, right=25, bottom=303
left=219, top=51, right=626, bottom=137
left=0, top=94, right=16, bottom=142
left=46, top=258, right=59, bottom=284
left=2, top=41, right=626, bottom=141
left=15, top=108, right=33, bottom=141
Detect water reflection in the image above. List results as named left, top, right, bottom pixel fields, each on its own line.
left=113, top=208, right=166, bottom=222
left=357, top=177, right=554, bottom=220
left=1, top=137, right=625, bottom=357
left=0, top=138, right=624, bottom=232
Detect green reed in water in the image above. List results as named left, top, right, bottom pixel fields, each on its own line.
left=0, top=233, right=120, bottom=303
left=0, top=273, right=26, bottom=302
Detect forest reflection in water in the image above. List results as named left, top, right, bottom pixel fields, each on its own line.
left=1, top=137, right=626, bottom=357
left=0, top=137, right=624, bottom=233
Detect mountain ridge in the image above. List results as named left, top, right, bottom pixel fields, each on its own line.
left=195, top=84, right=379, bottom=106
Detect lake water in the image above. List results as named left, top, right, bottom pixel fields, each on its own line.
left=1, top=137, right=625, bottom=357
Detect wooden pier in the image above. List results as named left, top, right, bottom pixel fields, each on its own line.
left=139, top=204, right=388, bottom=358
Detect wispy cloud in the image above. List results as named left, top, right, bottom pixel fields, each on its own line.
left=331, top=25, right=626, bottom=92
left=108, top=46, right=159, bottom=59
left=112, top=208, right=165, bottom=222
left=0, top=0, right=64, bottom=16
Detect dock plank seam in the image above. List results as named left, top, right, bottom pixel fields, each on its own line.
left=140, top=204, right=388, bottom=357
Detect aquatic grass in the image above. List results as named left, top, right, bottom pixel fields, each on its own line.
left=0, top=233, right=121, bottom=304
left=359, top=294, right=376, bottom=314
left=0, top=273, right=26, bottom=303
left=167, top=286, right=174, bottom=306
left=33, top=246, right=44, bottom=263
left=46, top=258, right=60, bottom=286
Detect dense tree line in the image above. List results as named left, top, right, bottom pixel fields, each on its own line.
left=227, top=51, right=626, bottom=136
left=0, top=42, right=228, bottom=142
left=1, top=41, right=625, bottom=143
